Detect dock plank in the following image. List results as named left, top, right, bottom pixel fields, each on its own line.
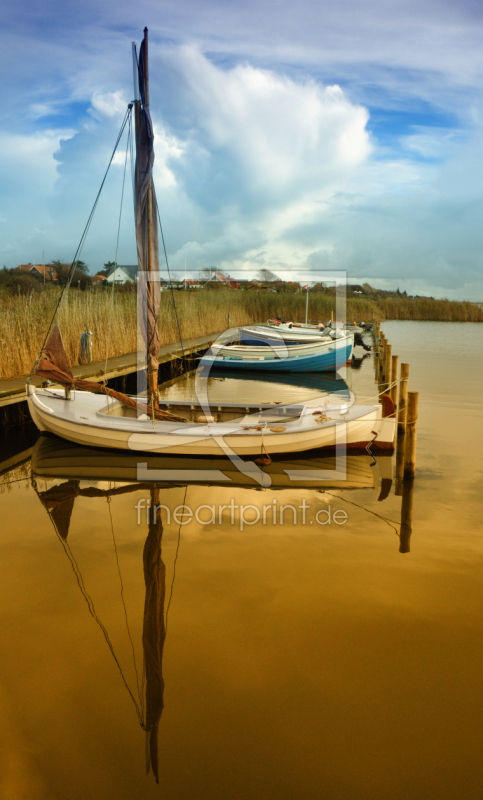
left=0, top=333, right=216, bottom=408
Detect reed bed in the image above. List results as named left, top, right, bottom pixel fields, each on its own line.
left=378, top=297, right=483, bottom=322
left=0, top=288, right=482, bottom=380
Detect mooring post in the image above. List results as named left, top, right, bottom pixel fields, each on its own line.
left=404, top=391, right=419, bottom=475
left=378, top=333, right=385, bottom=381
left=398, top=363, right=409, bottom=433
left=384, top=343, right=392, bottom=391
left=391, top=354, right=398, bottom=406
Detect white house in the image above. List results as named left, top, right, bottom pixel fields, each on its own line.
left=105, top=265, right=176, bottom=287
left=105, top=265, right=139, bottom=284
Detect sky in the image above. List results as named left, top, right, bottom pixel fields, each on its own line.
left=2, top=0, right=483, bottom=299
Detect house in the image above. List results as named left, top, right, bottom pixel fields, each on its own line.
left=181, top=279, right=202, bottom=289
left=105, top=264, right=175, bottom=288
left=105, top=265, right=139, bottom=284
left=92, top=274, right=107, bottom=286
left=18, top=263, right=58, bottom=282
left=202, top=272, right=228, bottom=284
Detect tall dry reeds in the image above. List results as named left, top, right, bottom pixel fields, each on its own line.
left=1, top=287, right=481, bottom=380
left=378, top=297, right=483, bottom=322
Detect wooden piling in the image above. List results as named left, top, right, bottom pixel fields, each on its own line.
left=384, top=343, right=392, bottom=390
left=398, top=363, right=409, bottom=433
left=379, top=333, right=386, bottom=381
left=404, top=391, right=419, bottom=475
left=391, top=355, right=398, bottom=406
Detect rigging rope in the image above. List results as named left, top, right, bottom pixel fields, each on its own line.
left=102, top=112, right=133, bottom=384
left=44, top=501, right=145, bottom=726
left=165, top=484, right=187, bottom=633
left=322, top=490, right=401, bottom=537
left=156, top=204, right=190, bottom=381
left=29, top=104, right=133, bottom=380
left=107, top=495, right=145, bottom=718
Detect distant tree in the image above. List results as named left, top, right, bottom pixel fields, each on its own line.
left=54, top=263, right=91, bottom=289
left=257, top=268, right=280, bottom=283
left=0, top=272, right=42, bottom=295
left=104, top=261, right=116, bottom=271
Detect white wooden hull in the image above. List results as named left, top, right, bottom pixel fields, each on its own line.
left=27, top=386, right=395, bottom=456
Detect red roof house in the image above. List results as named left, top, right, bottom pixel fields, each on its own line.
left=18, top=263, right=58, bottom=281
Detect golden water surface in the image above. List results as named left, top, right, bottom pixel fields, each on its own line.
left=0, top=321, right=482, bottom=800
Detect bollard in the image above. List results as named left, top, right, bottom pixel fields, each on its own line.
left=404, top=392, right=419, bottom=475
left=391, top=355, right=398, bottom=406
left=398, top=363, right=409, bottom=433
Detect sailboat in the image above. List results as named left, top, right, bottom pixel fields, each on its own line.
left=26, top=28, right=396, bottom=458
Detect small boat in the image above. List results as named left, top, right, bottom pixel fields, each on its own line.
left=267, top=317, right=365, bottom=331
left=200, top=331, right=354, bottom=372
left=26, top=29, right=394, bottom=463
left=240, top=324, right=334, bottom=346
left=27, top=384, right=395, bottom=457
left=240, top=322, right=370, bottom=351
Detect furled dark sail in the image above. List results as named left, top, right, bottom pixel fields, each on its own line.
left=36, top=325, right=184, bottom=423
left=135, top=36, right=160, bottom=378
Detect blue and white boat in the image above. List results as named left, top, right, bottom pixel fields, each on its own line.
left=240, top=323, right=333, bottom=346
left=200, top=331, right=354, bottom=372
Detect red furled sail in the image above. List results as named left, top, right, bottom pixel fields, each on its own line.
left=36, top=324, right=184, bottom=423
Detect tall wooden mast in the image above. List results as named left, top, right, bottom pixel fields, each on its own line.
left=143, top=28, right=159, bottom=409
left=133, top=28, right=159, bottom=411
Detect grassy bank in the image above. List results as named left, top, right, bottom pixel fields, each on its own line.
left=1, top=288, right=482, bottom=380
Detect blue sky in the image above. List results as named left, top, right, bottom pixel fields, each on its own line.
left=2, top=0, right=483, bottom=298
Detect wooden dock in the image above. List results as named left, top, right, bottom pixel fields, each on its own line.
left=0, top=333, right=217, bottom=410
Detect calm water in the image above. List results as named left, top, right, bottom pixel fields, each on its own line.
left=0, top=321, right=482, bottom=799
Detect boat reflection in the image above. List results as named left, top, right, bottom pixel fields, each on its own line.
left=31, top=434, right=389, bottom=492
left=25, top=431, right=413, bottom=783
left=197, top=367, right=351, bottom=400
left=31, top=469, right=166, bottom=783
